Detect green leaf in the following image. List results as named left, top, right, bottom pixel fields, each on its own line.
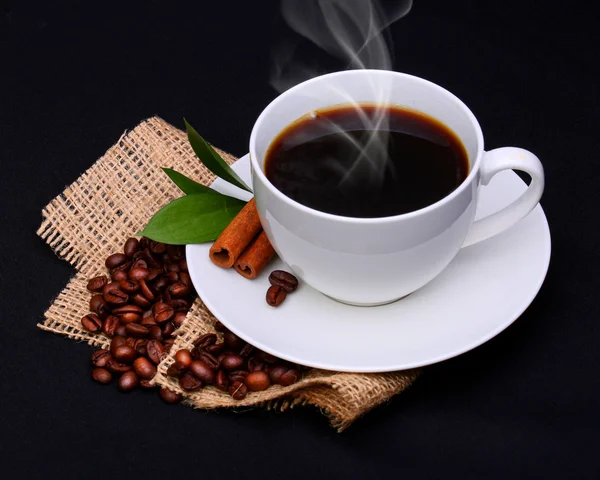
left=184, top=119, right=252, bottom=193
left=162, top=167, right=213, bottom=195
left=138, top=193, right=247, bottom=244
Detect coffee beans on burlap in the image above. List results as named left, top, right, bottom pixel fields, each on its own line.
left=83, top=237, right=194, bottom=402
left=167, top=321, right=306, bottom=399
left=83, top=236, right=303, bottom=400
left=37, top=116, right=420, bottom=431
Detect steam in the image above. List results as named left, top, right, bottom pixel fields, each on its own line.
left=270, top=0, right=413, bottom=190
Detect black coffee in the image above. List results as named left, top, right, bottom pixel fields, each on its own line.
left=264, top=103, right=469, bottom=218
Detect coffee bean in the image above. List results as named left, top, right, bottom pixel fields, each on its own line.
left=166, top=271, right=179, bottom=284
left=266, top=285, right=287, bottom=307
left=139, top=379, right=156, bottom=389
left=169, top=282, right=191, bottom=298
left=91, top=349, right=111, bottom=368
left=126, top=323, right=148, bottom=338
left=194, top=351, right=220, bottom=370
left=174, top=349, right=193, bottom=367
left=132, top=293, right=151, bottom=309
left=247, top=357, right=266, bottom=372
left=147, top=268, right=163, bottom=282
left=111, top=270, right=128, bottom=282
left=193, top=333, right=217, bottom=349
left=179, top=271, right=192, bottom=288
left=87, top=275, right=108, bottom=292
left=167, top=361, right=188, bottom=377
left=189, top=361, right=216, bottom=384
left=229, top=370, right=249, bottom=384
left=81, top=314, right=102, bottom=333
left=223, top=331, right=245, bottom=351
left=150, top=241, right=167, bottom=254
left=103, top=287, right=129, bottom=306
left=134, top=339, right=148, bottom=356
left=133, top=357, right=157, bottom=379
left=173, top=312, right=186, bottom=328
left=114, top=325, right=127, bottom=337
left=268, top=364, right=288, bottom=385
left=161, top=322, right=175, bottom=338
left=153, top=277, right=169, bottom=292
left=228, top=381, right=248, bottom=400
left=244, top=371, right=271, bottom=392
left=215, top=370, right=230, bottom=392
left=158, top=289, right=175, bottom=304
left=239, top=344, right=255, bottom=357
left=92, top=368, right=113, bottom=384
left=139, top=279, right=156, bottom=301
left=153, top=302, right=174, bottom=324
left=111, top=306, right=143, bottom=325
left=119, top=279, right=139, bottom=293
left=167, top=245, right=184, bottom=262
left=159, top=387, right=182, bottom=404
left=128, top=266, right=149, bottom=282
left=146, top=340, right=165, bottom=364
left=162, top=290, right=172, bottom=304
left=221, top=354, right=245, bottom=371
left=106, top=357, right=133, bottom=374
left=113, top=345, right=137, bottom=364
left=280, top=368, right=300, bottom=386
left=123, top=237, right=139, bottom=258
left=148, top=325, right=163, bottom=341
left=140, top=316, right=157, bottom=327
left=126, top=337, right=136, bottom=348
left=179, top=372, right=202, bottom=391
left=89, top=295, right=111, bottom=319
left=118, top=313, right=142, bottom=324
left=102, top=281, right=121, bottom=295
left=113, top=304, right=143, bottom=315
left=179, top=259, right=188, bottom=272
left=141, top=248, right=161, bottom=269
left=268, top=270, right=299, bottom=293
left=110, top=260, right=132, bottom=276
left=169, top=298, right=191, bottom=312
left=164, top=263, right=178, bottom=275
left=117, top=371, right=139, bottom=392
left=131, top=258, right=148, bottom=271
left=206, top=342, right=225, bottom=355
left=102, top=315, right=120, bottom=337
left=105, top=253, right=128, bottom=269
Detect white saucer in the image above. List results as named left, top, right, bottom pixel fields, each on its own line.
left=186, top=154, right=551, bottom=372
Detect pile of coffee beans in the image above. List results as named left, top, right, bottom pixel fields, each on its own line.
left=84, top=237, right=195, bottom=402
left=84, top=237, right=302, bottom=403
left=167, top=323, right=303, bottom=400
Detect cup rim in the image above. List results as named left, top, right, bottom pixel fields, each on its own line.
left=249, top=69, right=484, bottom=224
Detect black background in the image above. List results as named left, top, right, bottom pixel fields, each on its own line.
left=2, top=0, right=599, bottom=477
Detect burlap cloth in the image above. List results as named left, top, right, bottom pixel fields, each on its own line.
left=37, top=117, right=420, bottom=431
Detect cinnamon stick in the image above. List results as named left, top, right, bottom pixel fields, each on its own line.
left=234, top=231, right=276, bottom=279
left=209, top=198, right=262, bottom=268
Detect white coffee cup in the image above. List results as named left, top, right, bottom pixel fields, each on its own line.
left=249, top=70, right=544, bottom=306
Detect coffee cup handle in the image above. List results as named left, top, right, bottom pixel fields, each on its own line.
left=463, top=147, right=545, bottom=247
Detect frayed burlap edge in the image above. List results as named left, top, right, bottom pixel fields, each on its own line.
left=37, top=116, right=420, bottom=432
